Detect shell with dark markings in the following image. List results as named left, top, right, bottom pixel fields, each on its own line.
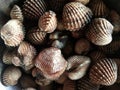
left=35, top=47, right=67, bottom=80
left=89, top=58, right=117, bottom=86
left=66, top=55, right=91, bottom=80
left=63, top=2, right=93, bottom=31
left=86, top=18, right=113, bottom=46
left=0, top=19, right=24, bottom=47
left=2, top=66, right=22, bottom=86
left=23, top=0, right=47, bottom=19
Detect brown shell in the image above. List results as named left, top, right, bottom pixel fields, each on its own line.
left=23, top=0, right=47, bottom=19
left=10, top=5, right=23, bottom=22
left=86, top=18, right=113, bottom=46
left=89, top=58, right=117, bottom=86
left=38, top=11, right=57, bottom=33
left=89, top=0, right=109, bottom=17
left=27, top=27, right=46, bottom=45
left=71, top=30, right=85, bottom=38
left=66, top=55, right=91, bottom=80
left=63, top=2, right=93, bottom=31
left=0, top=19, right=24, bottom=47
left=35, top=47, right=67, bottom=80
left=2, top=66, right=22, bottom=86
left=74, top=38, right=90, bottom=54
left=69, top=0, right=90, bottom=5
left=77, top=76, right=100, bottom=90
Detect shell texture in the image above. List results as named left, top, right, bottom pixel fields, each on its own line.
left=0, top=19, right=24, bottom=47
left=23, top=0, right=47, bottom=19
left=89, top=58, right=117, bottom=86
left=38, top=11, right=57, bottom=33
left=27, top=27, right=46, bottom=45
left=86, top=18, right=113, bottom=46
left=69, top=0, right=90, bottom=5
left=2, top=66, right=22, bottom=86
left=63, top=2, right=93, bottom=31
left=66, top=55, right=91, bottom=80
left=10, top=5, right=23, bottom=22
left=35, top=47, right=67, bottom=80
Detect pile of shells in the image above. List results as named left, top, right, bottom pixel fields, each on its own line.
left=1, top=0, right=120, bottom=90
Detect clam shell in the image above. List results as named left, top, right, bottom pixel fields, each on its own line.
left=69, top=0, right=90, bottom=5
left=38, top=11, right=57, bottom=33
left=0, top=19, right=24, bottom=47
left=23, top=0, right=47, bottom=19
left=2, top=66, right=22, bottom=86
left=86, top=18, right=113, bottom=46
left=63, top=2, right=93, bottom=31
left=66, top=55, right=91, bottom=80
left=27, top=27, right=46, bottom=45
left=10, top=5, right=23, bottom=22
left=74, top=38, right=90, bottom=55
left=89, top=0, right=109, bottom=17
left=35, top=47, right=67, bottom=80
left=89, top=58, right=117, bottom=86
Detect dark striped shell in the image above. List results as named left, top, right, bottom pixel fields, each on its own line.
left=35, top=47, right=67, bottom=80
left=86, top=18, right=113, bottom=46
left=66, top=55, right=91, bottom=80
left=63, top=2, right=93, bottom=31
left=89, top=58, right=117, bottom=86
left=27, top=27, right=46, bottom=45
left=23, top=0, right=47, bottom=19
left=38, top=11, right=57, bottom=33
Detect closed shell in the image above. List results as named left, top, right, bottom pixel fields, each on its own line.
left=2, top=66, right=22, bottom=86
left=38, top=11, right=57, bottom=33
left=10, top=5, right=23, bottom=22
left=35, top=47, right=67, bottom=80
left=69, top=0, right=90, bottom=5
left=63, top=2, right=93, bottom=31
left=66, top=55, right=91, bottom=80
left=86, top=18, right=113, bottom=46
left=0, top=19, right=24, bottom=47
left=89, top=58, right=117, bottom=86
left=23, top=0, right=47, bottom=19
left=27, top=27, right=46, bottom=45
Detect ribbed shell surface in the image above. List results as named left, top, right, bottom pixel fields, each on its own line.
left=69, top=0, right=90, bottom=5
left=86, top=18, right=113, bottom=46
left=63, top=2, right=93, bottom=31
left=89, top=58, right=117, bottom=86
left=23, top=0, right=47, bottom=19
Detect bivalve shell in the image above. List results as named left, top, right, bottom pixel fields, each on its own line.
left=69, top=0, right=90, bottom=5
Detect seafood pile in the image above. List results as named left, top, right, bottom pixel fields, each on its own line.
left=1, top=0, right=120, bottom=90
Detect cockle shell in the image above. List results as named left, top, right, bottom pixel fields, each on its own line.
left=27, top=27, right=46, bottom=45
left=38, top=11, right=57, bottom=33
left=0, top=19, right=24, bottom=47
left=62, top=2, right=93, bottom=31
left=10, top=5, right=23, bottom=22
left=89, top=58, right=117, bottom=86
left=69, top=0, right=90, bottom=5
left=22, top=88, right=36, bottom=90
left=66, top=55, right=91, bottom=80
left=74, top=38, right=90, bottom=55
left=35, top=47, right=67, bottom=80
left=89, top=0, right=109, bottom=17
left=77, top=76, right=100, bottom=90
left=23, top=0, right=47, bottom=19
left=86, top=18, right=113, bottom=46
left=2, top=66, right=22, bottom=86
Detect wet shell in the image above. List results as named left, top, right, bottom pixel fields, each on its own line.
left=23, top=0, right=47, bottom=19
left=2, top=66, right=22, bottom=86
left=77, top=76, right=100, bottom=90
left=38, top=11, right=57, bottom=33
left=10, top=5, right=23, bottom=22
left=63, top=2, right=93, bottom=31
left=27, top=27, right=46, bottom=45
left=74, top=38, right=90, bottom=55
left=86, top=18, right=113, bottom=46
left=69, top=0, right=90, bottom=5
left=0, top=19, right=24, bottom=47
left=89, top=58, right=117, bottom=86
left=63, top=79, right=76, bottom=90
left=66, top=55, right=91, bottom=80
left=35, top=47, right=67, bottom=80
left=22, top=88, right=36, bottom=90
left=89, top=0, right=109, bottom=17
